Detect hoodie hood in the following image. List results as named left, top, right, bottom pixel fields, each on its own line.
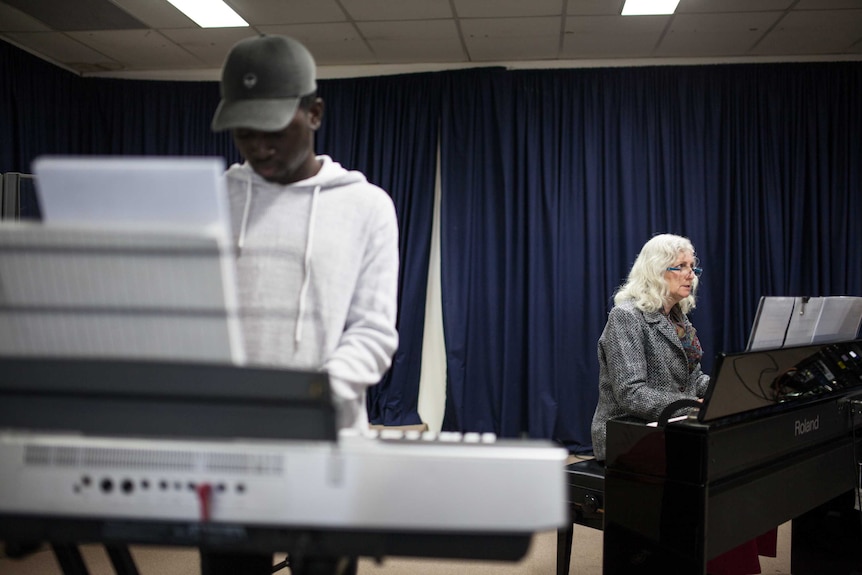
left=225, top=155, right=369, bottom=345
left=225, top=155, right=368, bottom=251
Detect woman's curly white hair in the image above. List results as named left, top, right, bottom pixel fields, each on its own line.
left=614, top=233, right=699, bottom=314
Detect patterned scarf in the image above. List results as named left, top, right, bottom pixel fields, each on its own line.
left=668, top=307, right=703, bottom=373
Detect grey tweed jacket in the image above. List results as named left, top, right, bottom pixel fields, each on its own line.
left=590, top=299, right=710, bottom=461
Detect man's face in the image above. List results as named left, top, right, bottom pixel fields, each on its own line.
left=232, top=99, right=322, bottom=185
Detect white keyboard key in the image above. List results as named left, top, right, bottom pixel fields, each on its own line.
left=380, top=429, right=405, bottom=440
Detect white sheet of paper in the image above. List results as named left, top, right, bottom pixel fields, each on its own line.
left=747, top=296, right=795, bottom=350
left=32, top=155, right=230, bottom=242
left=784, top=297, right=824, bottom=346
left=812, top=296, right=862, bottom=343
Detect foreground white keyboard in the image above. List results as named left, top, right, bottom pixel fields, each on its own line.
left=0, top=429, right=568, bottom=534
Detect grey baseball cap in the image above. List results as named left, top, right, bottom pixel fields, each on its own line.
left=211, top=35, right=317, bottom=132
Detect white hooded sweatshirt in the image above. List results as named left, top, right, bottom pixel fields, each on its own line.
left=225, top=155, right=399, bottom=430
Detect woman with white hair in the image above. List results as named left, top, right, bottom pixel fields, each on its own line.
left=590, top=233, right=778, bottom=575
left=590, top=233, right=709, bottom=462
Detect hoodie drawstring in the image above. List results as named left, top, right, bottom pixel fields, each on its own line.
left=237, top=174, right=253, bottom=253
left=295, top=184, right=320, bottom=344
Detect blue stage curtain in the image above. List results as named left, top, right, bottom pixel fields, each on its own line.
left=3, top=37, right=861, bottom=450
left=77, top=78, right=237, bottom=161
left=0, top=40, right=236, bottom=173
left=316, top=73, right=441, bottom=426
left=1, top=39, right=81, bottom=172
left=439, top=63, right=862, bottom=451
left=438, top=68, right=612, bottom=446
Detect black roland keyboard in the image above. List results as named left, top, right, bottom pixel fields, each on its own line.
left=602, top=340, right=862, bottom=575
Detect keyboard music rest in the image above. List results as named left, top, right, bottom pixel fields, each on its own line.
left=602, top=394, right=862, bottom=575
left=0, top=357, right=338, bottom=442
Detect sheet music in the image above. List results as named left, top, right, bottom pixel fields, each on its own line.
left=812, top=296, right=862, bottom=343
left=784, top=297, right=824, bottom=347
left=747, top=295, right=862, bottom=350
left=747, top=296, right=795, bottom=351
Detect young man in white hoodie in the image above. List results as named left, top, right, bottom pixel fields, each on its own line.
left=211, top=34, right=400, bottom=431
left=204, top=34, right=400, bottom=575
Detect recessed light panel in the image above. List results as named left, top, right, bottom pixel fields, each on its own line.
left=621, top=0, right=680, bottom=16
left=165, top=0, right=249, bottom=28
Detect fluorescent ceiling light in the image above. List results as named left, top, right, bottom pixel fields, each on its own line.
left=621, top=0, right=680, bottom=16
left=165, top=0, right=249, bottom=28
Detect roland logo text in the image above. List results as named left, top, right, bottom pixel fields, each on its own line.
left=794, top=415, right=820, bottom=436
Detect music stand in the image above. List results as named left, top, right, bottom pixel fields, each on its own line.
left=746, top=296, right=862, bottom=351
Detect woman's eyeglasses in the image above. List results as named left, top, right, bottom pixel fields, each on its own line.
left=666, top=264, right=703, bottom=277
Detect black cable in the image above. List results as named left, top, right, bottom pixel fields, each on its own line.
left=272, top=557, right=290, bottom=573
left=730, top=355, right=778, bottom=401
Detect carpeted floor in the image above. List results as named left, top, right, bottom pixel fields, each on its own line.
left=0, top=522, right=791, bottom=575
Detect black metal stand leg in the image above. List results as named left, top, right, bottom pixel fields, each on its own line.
left=556, top=526, right=573, bottom=575
left=290, top=557, right=357, bottom=575
left=51, top=544, right=90, bottom=575
left=105, top=545, right=141, bottom=575
left=3, top=541, right=43, bottom=558
left=199, top=550, right=274, bottom=575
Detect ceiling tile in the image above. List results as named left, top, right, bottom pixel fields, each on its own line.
left=159, top=28, right=257, bottom=68
left=228, top=0, right=348, bottom=25
left=795, top=0, right=862, bottom=8
left=655, top=12, right=782, bottom=57
left=109, top=0, right=197, bottom=28
left=0, top=2, right=51, bottom=32
left=4, top=31, right=121, bottom=71
left=562, top=15, right=667, bottom=58
left=677, top=0, right=793, bottom=13
left=256, top=23, right=376, bottom=65
left=4, top=0, right=146, bottom=31
left=339, top=0, right=452, bottom=21
left=66, top=29, right=204, bottom=69
left=751, top=10, right=862, bottom=55
left=358, top=19, right=465, bottom=63
left=567, top=0, right=625, bottom=16
left=453, top=0, right=563, bottom=18
left=461, top=17, right=561, bottom=61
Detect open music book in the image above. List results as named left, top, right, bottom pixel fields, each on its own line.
left=746, top=295, right=862, bottom=351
